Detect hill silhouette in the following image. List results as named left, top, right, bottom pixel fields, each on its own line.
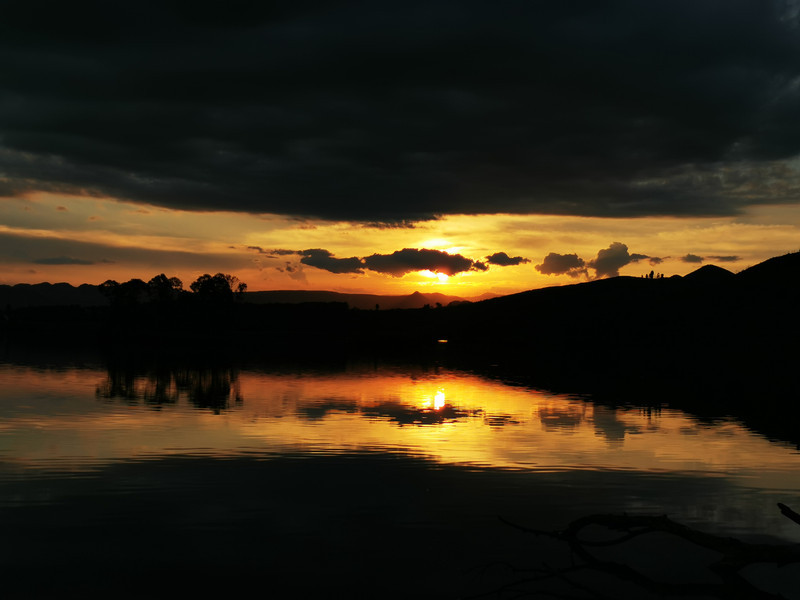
left=245, top=289, right=467, bottom=310
left=0, top=282, right=106, bottom=307
left=682, top=263, right=734, bottom=283
left=0, top=283, right=471, bottom=311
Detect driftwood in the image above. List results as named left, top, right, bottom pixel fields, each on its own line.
left=472, top=504, right=800, bottom=599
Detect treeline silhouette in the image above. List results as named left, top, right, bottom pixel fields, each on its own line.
left=98, top=272, right=246, bottom=307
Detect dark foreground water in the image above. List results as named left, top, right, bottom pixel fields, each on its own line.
left=1, top=358, right=799, bottom=598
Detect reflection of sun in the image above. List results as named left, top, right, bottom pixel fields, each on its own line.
left=420, top=270, right=449, bottom=283
left=421, top=388, right=446, bottom=410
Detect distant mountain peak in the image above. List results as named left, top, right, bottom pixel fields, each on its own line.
left=684, top=264, right=734, bottom=282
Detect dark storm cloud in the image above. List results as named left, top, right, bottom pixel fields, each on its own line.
left=486, top=252, right=530, bottom=267
left=4, top=1, right=800, bottom=221
left=682, top=254, right=705, bottom=263
left=535, top=253, right=587, bottom=278
left=363, top=248, right=479, bottom=276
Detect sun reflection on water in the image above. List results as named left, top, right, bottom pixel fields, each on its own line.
left=421, top=388, right=447, bottom=411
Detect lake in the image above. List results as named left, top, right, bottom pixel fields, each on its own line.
left=1, top=356, right=799, bottom=598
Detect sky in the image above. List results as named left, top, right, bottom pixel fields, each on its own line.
left=3, top=0, right=800, bottom=296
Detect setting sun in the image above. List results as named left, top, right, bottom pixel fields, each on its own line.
left=419, top=270, right=450, bottom=283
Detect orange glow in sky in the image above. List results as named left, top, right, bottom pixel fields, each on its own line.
left=3, top=192, right=800, bottom=297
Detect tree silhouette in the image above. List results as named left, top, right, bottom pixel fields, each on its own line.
left=99, top=278, right=149, bottom=306
left=119, top=278, right=148, bottom=305
left=98, top=279, right=120, bottom=303
left=147, top=274, right=183, bottom=303
left=190, top=273, right=246, bottom=304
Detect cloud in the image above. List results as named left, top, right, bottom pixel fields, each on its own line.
left=0, top=230, right=247, bottom=270
left=587, top=242, right=637, bottom=278
left=682, top=254, right=704, bottom=263
left=629, top=252, right=666, bottom=266
left=3, top=2, right=800, bottom=222
left=486, top=252, right=531, bottom=267
left=535, top=253, right=587, bottom=278
left=247, top=246, right=297, bottom=258
left=276, top=261, right=308, bottom=283
left=359, top=221, right=417, bottom=230
left=707, top=255, right=740, bottom=262
left=362, top=248, right=480, bottom=277
left=536, top=242, right=650, bottom=279
left=33, top=256, right=94, bottom=265
left=299, top=249, right=364, bottom=274
left=256, top=246, right=493, bottom=277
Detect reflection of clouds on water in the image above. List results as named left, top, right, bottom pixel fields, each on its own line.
left=362, top=401, right=469, bottom=425
left=294, top=394, right=522, bottom=428
left=13, top=362, right=798, bottom=514
left=294, top=383, right=523, bottom=428
left=296, top=399, right=358, bottom=421
left=537, top=400, right=587, bottom=431
left=295, top=398, right=475, bottom=426
left=479, top=412, right=520, bottom=428
left=592, top=406, right=641, bottom=446
left=96, top=365, right=242, bottom=413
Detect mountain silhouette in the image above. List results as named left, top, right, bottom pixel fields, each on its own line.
left=245, top=289, right=467, bottom=310
left=0, top=282, right=106, bottom=308
left=682, top=263, right=735, bottom=284
left=0, top=284, right=470, bottom=311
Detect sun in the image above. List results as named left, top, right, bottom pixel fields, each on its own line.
left=420, top=270, right=450, bottom=283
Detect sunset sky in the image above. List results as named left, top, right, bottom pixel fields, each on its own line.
left=3, top=1, right=800, bottom=296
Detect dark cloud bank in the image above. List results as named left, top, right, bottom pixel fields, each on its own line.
left=3, top=1, right=800, bottom=222
left=250, top=246, right=496, bottom=276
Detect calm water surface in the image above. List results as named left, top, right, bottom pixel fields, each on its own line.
left=2, top=359, right=799, bottom=597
